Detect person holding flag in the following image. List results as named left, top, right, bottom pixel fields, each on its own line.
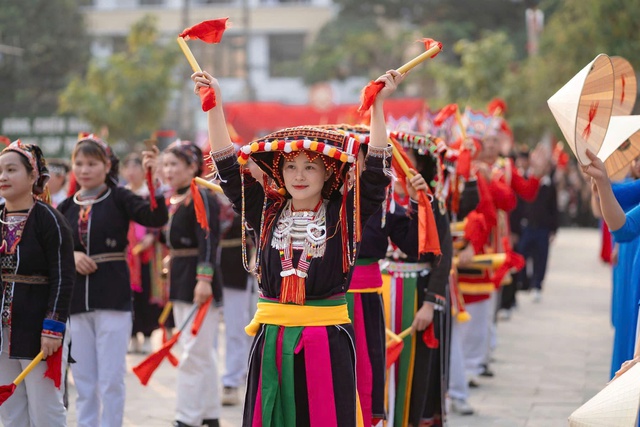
left=0, top=141, right=75, bottom=427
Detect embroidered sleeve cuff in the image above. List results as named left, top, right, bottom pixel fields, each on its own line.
left=210, top=145, right=236, bottom=162
left=196, top=263, right=214, bottom=282
left=42, top=318, right=66, bottom=339
left=424, top=292, right=445, bottom=308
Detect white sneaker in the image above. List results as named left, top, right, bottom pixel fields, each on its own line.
left=497, top=308, right=512, bottom=321
left=141, top=336, right=152, bottom=354
left=450, top=398, right=474, bottom=415
left=533, top=289, right=541, bottom=303
left=128, top=336, right=141, bottom=354
left=222, top=386, right=239, bottom=406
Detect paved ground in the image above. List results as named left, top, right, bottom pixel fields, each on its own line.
left=61, top=227, right=612, bottom=427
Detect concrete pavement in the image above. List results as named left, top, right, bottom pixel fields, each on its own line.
left=61, top=227, right=613, bottom=426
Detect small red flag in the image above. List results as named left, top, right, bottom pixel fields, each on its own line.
left=487, top=98, right=507, bottom=116
left=180, top=18, right=229, bottom=44
left=434, top=104, right=458, bottom=126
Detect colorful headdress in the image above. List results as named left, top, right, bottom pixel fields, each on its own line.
left=237, top=126, right=360, bottom=199
left=1, top=139, right=50, bottom=198
left=75, top=133, right=120, bottom=186
left=463, top=108, right=500, bottom=141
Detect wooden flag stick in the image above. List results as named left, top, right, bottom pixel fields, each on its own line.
left=194, top=177, right=223, bottom=194
left=177, top=37, right=202, bottom=73
left=396, top=44, right=442, bottom=75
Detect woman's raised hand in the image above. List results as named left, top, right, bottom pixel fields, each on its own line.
left=191, top=71, right=219, bottom=95
left=142, top=145, right=160, bottom=174
left=581, top=149, right=608, bottom=183
left=374, top=69, right=406, bottom=103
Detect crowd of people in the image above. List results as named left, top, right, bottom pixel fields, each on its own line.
left=0, top=63, right=628, bottom=427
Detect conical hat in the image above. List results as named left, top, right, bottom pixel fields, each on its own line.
left=548, top=54, right=615, bottom=165
left=568, top=363, right=640, bottom=427
left=611, top=56, right=637, bottom=116
left=597, top=115, right=640, bottom=180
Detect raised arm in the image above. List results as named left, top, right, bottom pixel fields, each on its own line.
left=192, top=71, right=233, bottom=152
left=583, top=150, right=628, bottom=235
left=368, top=70, right=406, bottom=149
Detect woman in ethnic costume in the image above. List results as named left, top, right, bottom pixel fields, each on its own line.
left=122, top=153, right=165, bottom=354
left=193, top=69, right=403, bottom=426
left=57, top=136, right=168, bottom=427
left=384, top=132, right=453, bottom=427
left=160, top=140, right=223, bottom=427
left=325, top=125, right=425, bottom=426
left=0, top=141, right=75, bottom=427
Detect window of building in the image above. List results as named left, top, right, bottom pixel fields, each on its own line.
left=268, top=33, right=305, bottom=78
left=139, top=0, right=164, bottom=5
left=194, top=0, right=235, bottom=4
left=199, top=34, right=247, bottom=79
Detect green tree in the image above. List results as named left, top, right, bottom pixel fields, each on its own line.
left=0, top=0, right=90, bottom=117
left=419, top=31, right=515, bottom=112
left=59, top=15, right=179, bottom=144
left=505, top=0, right=640, bottom=142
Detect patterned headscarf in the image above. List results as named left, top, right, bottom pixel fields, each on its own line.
left=165, top=139, right=204, bottom=176
left=75, top=133, right=120, bottom=186
left=1, top=139, right=50, bottom=195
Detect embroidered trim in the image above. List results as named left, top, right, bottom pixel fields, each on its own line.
left=210, top=145, right=236, bottom=162
left=3, top=274, right=48, bottom=284
left=169, top=248, right=199, bottom=258
left=90, top=252, right=125, bottom=263
left=365, top=144, right=392, bottom=159
left=196, top=263, right=214, bottom=282
left=42, top=330, right=63, bottom=339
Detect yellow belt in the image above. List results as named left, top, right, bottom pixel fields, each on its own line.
left=348, top=287, right=383, bottom=294
left=458, top=282, right=495, bottom=294
left=245, top=299, right=350, bottom=336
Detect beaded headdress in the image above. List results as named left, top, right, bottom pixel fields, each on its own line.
left=238, top=126, right=360, bottom=199
left=1, top=139, right=50, bottom=198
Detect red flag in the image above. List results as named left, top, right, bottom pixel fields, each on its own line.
left=389, top=137, right=441, bottom=256
left=386, top=339, right=404, bottom=369
left=43, top=347, right=63, bottom=389
left=180, top=18, right=229, bottom=44
left=146, top=168, right=158, bottom=210
left=358, top=38, right=442, bottom=112
left=422, top=323, right=439, bottom=349
left=434, top=104, right=458, bottom=126
left=487, top=98, right=507, bottom=116
left=199, top=88, right=217, bottom=112
left=418, top=38, right=443, bottom=58
left=191, top=297, right=213, bottom=335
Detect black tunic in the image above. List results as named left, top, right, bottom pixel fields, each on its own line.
left=57, top=186, right=168, bottom=314
left=165, top=186, right=222, bottom=305
left=0, top=202, right=75, bottom=359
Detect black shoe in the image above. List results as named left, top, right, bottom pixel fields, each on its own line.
left=202, top=420, right=220, bottom=427
left=480, top=364, right=494, bottom=377
left=468, top=377, right=480, bottom=388
left=173, top=421, right=197, bottom=427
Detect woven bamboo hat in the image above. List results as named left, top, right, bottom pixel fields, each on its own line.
left=597, top=115, right=640, bottom=180
left=547, top=54, right=615, bottom=165
left=568, top=363, right=640, bottom=427
left=611, top=56, right=637, bottom=116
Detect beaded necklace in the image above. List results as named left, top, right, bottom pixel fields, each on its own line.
left=74, top=187, right=111, bottom=251
left=271, top=198, right=326, bottom=304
